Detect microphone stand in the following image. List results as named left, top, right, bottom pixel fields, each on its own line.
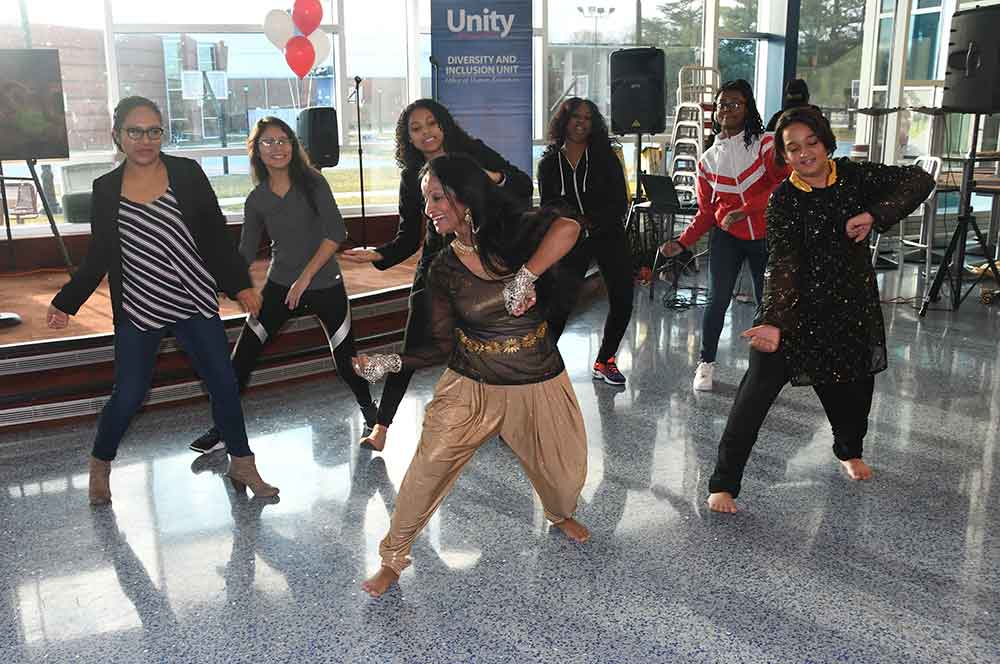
left=353, top=75, right=368, bottom=248
left=429, top=56, right=440, bottom=101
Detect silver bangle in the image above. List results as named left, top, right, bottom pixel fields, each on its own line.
left=503, top=265, right=539, bottom=315
left=358, top=353, right=402, bottom=383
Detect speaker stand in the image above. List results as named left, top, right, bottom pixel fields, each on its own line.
left=623, top=133, right=644, bottom=234
left=920, top=113, right=1000, bottom=315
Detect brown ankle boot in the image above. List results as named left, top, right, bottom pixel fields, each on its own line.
left=89, top=456, right=112, bottom=506
left=226, top=454, right=279, bottom=497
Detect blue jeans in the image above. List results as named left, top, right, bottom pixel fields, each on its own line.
left=92, top=315, right=252, bottom=461
left=701, top=228, right=768, bottom=363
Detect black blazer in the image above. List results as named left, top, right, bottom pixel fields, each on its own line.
left=52, top=153, right=251, bottom=325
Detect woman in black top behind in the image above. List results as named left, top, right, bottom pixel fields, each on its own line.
left=340, top=99, right=533, bottom=451
left=707, top=107, right=934, bottom=513
left=47, top=96, right=278, bottom=504
left=536, top=98, right=632, bottom=386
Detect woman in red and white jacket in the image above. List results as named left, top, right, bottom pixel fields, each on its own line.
left=660, top=79, right=789, bottom=391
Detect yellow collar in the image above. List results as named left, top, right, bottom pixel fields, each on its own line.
left=790, top=159, right=837, bottom=192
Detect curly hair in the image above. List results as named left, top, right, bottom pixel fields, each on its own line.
left=247, top=116, right=320, bottom=214
left=711, top=79, right=766, bottom=151
left=393, top=99, right=478, bottom=170
left=540, top=97, right=618, bottom=162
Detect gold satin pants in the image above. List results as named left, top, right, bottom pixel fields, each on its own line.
left=379, top=369, right=588, bottom=574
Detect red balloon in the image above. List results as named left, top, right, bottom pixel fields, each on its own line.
left=285, top=36, right=315, bottom=79
left=292, top=0, right=323, bottom=36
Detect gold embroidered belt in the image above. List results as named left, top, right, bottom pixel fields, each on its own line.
left=456, top=322, right=548, bottom=354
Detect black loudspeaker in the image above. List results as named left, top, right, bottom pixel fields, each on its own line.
left=610, top=47, right=666, bottom=135
left=943, top=6, right=1000, bottom=114
left=297, top=106, right=339, bottom=168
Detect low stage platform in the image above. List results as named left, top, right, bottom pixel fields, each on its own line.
left=0, top=255, right=419, bottom=429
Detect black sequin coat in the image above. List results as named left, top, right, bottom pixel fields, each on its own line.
left=759, top=158, right=935, bottom=385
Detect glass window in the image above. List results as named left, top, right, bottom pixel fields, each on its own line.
left=720, top=0, right=758, bottom=33
left=880, top=0, right=896, bottom=12
left=638, top=0, right=704, bottom=115
left=341, top=0, right=408, bottom=207
left=796, top=0, right=866, bottom=148
left=718, top=39, right=756, bottom=87
left=115, top=31, right=336, bottom=212
left=875, top=17, right=894, bottom=87
left=116, top=33, right=334, bottom=150
left=545, top=1, right=637, bottom=124
left=2, top=0, right=113, bottom=155
left=110, top=0, right=338, bottom=26
left=906, top=11, right=940, bottom=80
left=897, top=88, right=935, bottom=159
left=1, top=0, right=114, bottom=223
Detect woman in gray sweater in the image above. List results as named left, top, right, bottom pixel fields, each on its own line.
left=189, top=117, right=376, bottom=454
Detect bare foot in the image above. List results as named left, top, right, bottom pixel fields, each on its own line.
left=361, top=566, right=399, bottom=598
left=553, top=517, right=591, bottom=543
left=840, top=458, right=873, bottom=481
left=707, top=491, right=738, bottom=513
left=360, top=424, right=388, bottom=452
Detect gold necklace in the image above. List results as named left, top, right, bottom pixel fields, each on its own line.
left=451, top=237, right=477, bottom=255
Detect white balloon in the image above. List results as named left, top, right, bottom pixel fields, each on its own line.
left=308, top=30, right=330, bottom=65
left=263, top=9, right=294, bottom=50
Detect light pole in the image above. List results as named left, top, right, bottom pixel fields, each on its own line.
left=577, top=5, right=615, bottom=99
left=242, top=85, right=250, bottom=133
left=376, top=88, right=383, bottom=135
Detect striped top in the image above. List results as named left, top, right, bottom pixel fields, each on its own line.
left=119, top=188, right=219, bottom=330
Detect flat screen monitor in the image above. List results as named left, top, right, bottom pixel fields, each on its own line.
left=0, top=49, right=70, bottom=160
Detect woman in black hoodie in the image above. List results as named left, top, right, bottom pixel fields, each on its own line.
left=537, top=97, right=632, bottom=385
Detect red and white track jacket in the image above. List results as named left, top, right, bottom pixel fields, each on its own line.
left=677, top=130, right=789, bottom=248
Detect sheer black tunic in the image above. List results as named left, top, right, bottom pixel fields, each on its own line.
left=759, top=158, right=935, bottom=385
left=400, top=247, right=566, bottom=386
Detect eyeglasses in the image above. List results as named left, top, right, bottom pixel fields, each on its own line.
left=717, top=101, right=745, bottom=112
left=124, top=126, right=164, bottom=141
left=259, top=138, right=291, bottom=149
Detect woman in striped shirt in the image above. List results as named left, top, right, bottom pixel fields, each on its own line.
left=48, top=96, right=278, bottom=505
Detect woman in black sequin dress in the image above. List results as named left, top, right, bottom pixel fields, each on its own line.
left=707, top=107, right=935, bottom=513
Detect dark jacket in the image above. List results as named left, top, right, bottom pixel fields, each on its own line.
left=372, top=139, right=533, bottom=285
left=52, top=153, right=251, bottom=325
left=536, top=144, right=628, bottom=235
left=759, top=158, right=935, bottom=386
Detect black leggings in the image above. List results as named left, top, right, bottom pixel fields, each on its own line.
left=231, top=280, right=373, bottom=411
left=548, top=227, right=634, bottom=363
left=708, top=347, right=875, bottom=498
left=371, top=285, right=431, bottom=427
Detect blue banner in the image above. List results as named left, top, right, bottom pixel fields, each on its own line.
left=431, top=0, right=533, bottom=176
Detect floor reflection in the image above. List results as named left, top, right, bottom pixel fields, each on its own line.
left=0, top=267, right=998, bottom=662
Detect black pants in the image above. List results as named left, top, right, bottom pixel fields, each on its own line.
left=231, top=280, right=373, bottom=411
left=371, top=285, right=431, bottom=427
left=548, top=226, right=635, bottom=363
left=708, top=348, right=875, bottom=498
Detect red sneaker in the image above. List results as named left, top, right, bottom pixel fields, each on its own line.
left=592, top=356, right=627, bottom=385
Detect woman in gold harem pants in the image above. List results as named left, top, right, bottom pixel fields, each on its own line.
left=379, top=368, right=587, bottom=574
left=354, top=153, right=590, bottom=597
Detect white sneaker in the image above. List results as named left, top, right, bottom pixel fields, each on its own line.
left=693, top=362, right=715, bottom=391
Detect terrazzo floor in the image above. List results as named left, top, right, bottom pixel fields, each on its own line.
left=1, top=267, right=998, bottom=663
